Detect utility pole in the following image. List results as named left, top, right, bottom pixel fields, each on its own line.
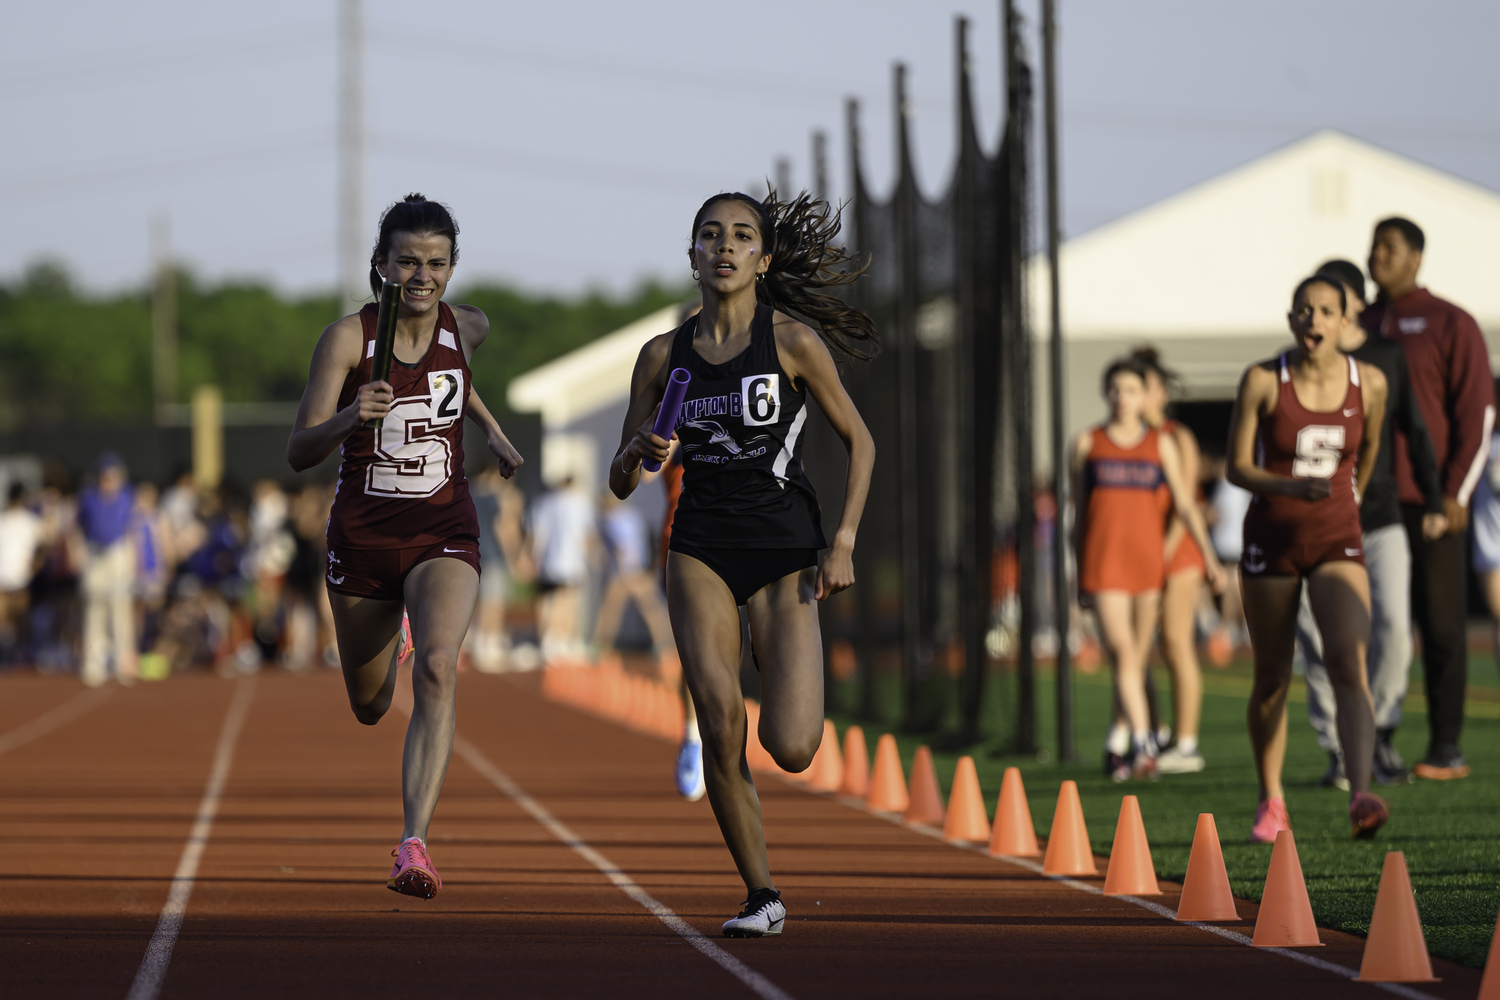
left=775, top=157, right=792, bottom=198
left=1043, top=0, right=1074, bottom=762
left=151, top=214, right=177, bottom=426
left=338, top=0, right=366, bottom=308
left=811, top=131, right=828, bottom=203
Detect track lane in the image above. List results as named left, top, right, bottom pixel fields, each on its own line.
left=0, top=675, right=245, bottom=999
left=152, top=669, right=765, bottom=999
left=1, top=669, right=1486, bottom=999
left=458, top=673, right=1484, bottom=1000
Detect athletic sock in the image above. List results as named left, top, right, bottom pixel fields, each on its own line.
left=1132, top=730, right=1156, bottom=758
left=684, top=718, right=701, bottom=745
left=1175, top=735, right=1198, bottom=756
left=1106, top=722, right=1130, bottom=756
left=1156, top=726, right=1173, bottom=749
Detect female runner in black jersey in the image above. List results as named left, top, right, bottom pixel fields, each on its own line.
left=610, top=191, right=877, bottom=937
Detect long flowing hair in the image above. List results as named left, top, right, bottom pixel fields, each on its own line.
left=691, top=189, right=879, bottom=363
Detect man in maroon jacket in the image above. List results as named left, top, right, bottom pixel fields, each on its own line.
left=1365, top=217, right=1495, bottom=780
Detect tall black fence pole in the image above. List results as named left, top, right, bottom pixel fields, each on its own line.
left=1042, top=0, right=1074, bottom=763
left=845, top=97, right=881, bottom=724
left=892, top=64, right=926, bottom=731
left=1004, top=0, right=1037, bottom=754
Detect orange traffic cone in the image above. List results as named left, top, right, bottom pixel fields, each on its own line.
left=806, top=720, right=844, bottom=793
left=1041, top=780, right=1098, bottom=876
left=942, top=756, right=991, bottom=842
left=1357, top=852, right=1439, bottom=983
left=1252, top=830, right=1321, bottom=947
left=839, top=725, right=870, bottom=798
left=866, top=734, right=909, bottom=813
left=1477, top=904, right=1500, bottom=1000
left=1175, top=813, right=1239, bottom=921
left=1103, top=795, right=1160, bottom=895
left=905, top=746, right=946, bottom=826
left=988, top=767, right=1039, bottom=857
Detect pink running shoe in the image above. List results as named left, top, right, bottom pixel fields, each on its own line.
left=388, top=837, right=442, bottom=899
left=398, top=610, right=415, bottom=667
left=1250, top=796, right=1291, bottom=844
left=1350, top=791, right=1389, bottom=839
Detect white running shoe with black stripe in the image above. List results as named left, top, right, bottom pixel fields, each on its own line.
left=722, top=888, right=785, bottom=938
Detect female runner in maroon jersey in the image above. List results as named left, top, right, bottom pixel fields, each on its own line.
left=1227, top=275, right=1389, bottom=842
left=609, top=191, right=876, bottom=937
left=287, top=194, right=523, bottom=897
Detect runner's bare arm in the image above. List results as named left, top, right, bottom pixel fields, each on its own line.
left=775, top=314, right=876, bottom=600
left=287, top=314, right=390, bottom=472
left=609, top=332, right=674, bottom=500
left=1068, top=431, right=1093, bottom=603
left=1355, top=362, right=1387, bottom=502
left=1159, top=432, right=1226, bottom=592
left=467, top=390, right=524, bottom=479
left=1226, top=364, right=1327, bottom=500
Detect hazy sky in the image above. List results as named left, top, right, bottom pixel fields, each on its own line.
left=5, top=1, right=1498, bottom=301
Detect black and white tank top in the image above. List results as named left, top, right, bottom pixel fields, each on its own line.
left=666, top=303, right=826, bottom=550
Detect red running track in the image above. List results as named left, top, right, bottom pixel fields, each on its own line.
left=0, top=669, right=1483, bottom=999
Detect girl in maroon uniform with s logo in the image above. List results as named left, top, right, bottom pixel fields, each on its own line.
left=1228, top=275, right=1390, bottom=843
left=288, top=194, right=524, bottom=898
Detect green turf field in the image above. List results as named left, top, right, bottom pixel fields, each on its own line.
left=826, top=655, right=1500, bottom=967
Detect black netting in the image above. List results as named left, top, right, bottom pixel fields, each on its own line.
left=804, top=9, right=1036, bottom=744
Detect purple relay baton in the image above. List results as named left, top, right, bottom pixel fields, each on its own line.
left=642, top=368, right=691, bottom=473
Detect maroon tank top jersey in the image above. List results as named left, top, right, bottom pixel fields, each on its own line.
left=327, top=301, right=480, bottom=550
left=1241, top=353, right=1365, bottom=577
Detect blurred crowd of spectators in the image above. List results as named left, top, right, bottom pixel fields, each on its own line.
left=0, top=454, right=677, bottom=684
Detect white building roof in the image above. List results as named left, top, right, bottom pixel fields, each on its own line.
left=1030, top=129, right=1500, bottom=339
left=506, top=303, right=681, bottom=428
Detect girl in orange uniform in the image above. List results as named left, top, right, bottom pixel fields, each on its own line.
left=1072, top=358, right=1224, bottom=780
left=1135, top=348, right=1208, bottom=774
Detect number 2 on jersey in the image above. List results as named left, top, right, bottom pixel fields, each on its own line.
left=1293, top=424, right=1344, bottom=479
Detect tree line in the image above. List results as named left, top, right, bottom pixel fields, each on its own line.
left=0, top=260, right=687, bottom=429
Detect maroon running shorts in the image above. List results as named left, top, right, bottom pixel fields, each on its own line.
left=325, top=538, right=480, bottom=601
left=1240, top=530, right=1364, bottom=578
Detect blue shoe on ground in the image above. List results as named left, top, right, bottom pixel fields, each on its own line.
left=676, top=740, right=705, bottom=801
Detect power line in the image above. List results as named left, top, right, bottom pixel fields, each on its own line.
left=0, top=128, right=328, bottom=196
left=0, top=20, right=328, bottom=100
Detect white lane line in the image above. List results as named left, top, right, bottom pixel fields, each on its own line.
left=452, top=735, right=797, bottom=1000
left=0, top=685, right=114, bottom=758
left=125, top=675, right=257, bottom=1000
left=853, top=806, right=1443, bottom=1000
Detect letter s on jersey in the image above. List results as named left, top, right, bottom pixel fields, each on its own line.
left=1292, top=424, right=1345, bottom=479
left=741, top=374, right=781, bottom=427
left=366, top=369, right=464, bottom=498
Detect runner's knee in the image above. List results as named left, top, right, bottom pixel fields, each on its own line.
left=411, top=648, right=458, bottom=694
left=349, top=693, right=390, bottom=726
left=763, top=730, right=819, bottom=774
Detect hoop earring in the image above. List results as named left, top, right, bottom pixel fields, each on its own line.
left=692, top=268, right=700, bottom=281
left=757, top=271, right=766, bottom=284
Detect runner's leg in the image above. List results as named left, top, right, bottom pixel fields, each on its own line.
left=400, top=557, right=479, bottom=842
left=746, top=566, right=824, bottom=773
left=1094, top=591, right=1157, bottom=743
left=668, top=551, right=770, bottom=891
left=1306, top=561, right=1375, bottom=797
left=1159, top=570, right=1203, bottom=742
left=1242, top=575, right=1302, bottom=800
left=327, top=594, right=405, bottom=724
